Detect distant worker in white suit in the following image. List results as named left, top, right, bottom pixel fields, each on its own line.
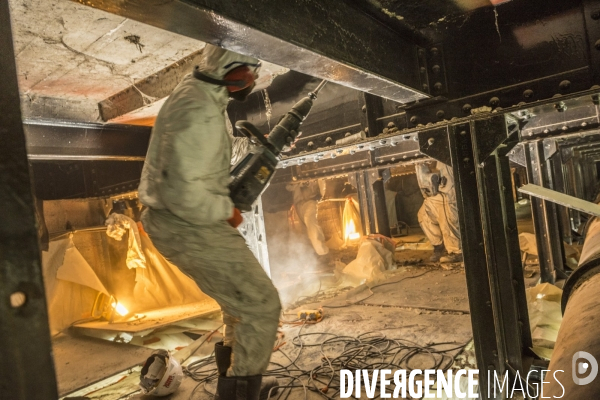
left=286, top=180, right=329, bottom=257
left=416, top=162, right=462, bottom=263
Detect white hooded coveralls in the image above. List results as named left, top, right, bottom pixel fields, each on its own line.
left=286, top=181, right=329, bottom=256
left=416, top=162, right=462, bottom=254
left=138, top=45, right=281, bottom=377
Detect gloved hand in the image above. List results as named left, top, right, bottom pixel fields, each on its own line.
left=227, top=208, right=243, bottom=228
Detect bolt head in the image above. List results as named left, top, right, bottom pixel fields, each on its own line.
left=436, top=110, right=445, bottom=119
left=489, top=97, right=500, bottom=107
left=434, top=82, right=443, bottom=91
left=523, top=89, right=534, bottom=99
left=462, top=104, right=472, bottom=114
left=559, top=80, right=571, bottom=91
left=432, top=65, right=441, bottom=74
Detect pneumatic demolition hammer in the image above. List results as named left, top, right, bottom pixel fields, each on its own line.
left=229, top=80, right=327, bottom=211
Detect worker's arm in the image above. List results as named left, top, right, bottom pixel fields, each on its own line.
left=225, top=112, right=254, bottom=166
left=157, top=90, right=235, bottom=224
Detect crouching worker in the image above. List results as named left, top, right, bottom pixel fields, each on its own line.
left=416, top=162, right=463, bottom=263
left=138, top=44, right=281, bottom=399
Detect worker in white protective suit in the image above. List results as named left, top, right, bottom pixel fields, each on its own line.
left=286, top=181, right=329, bottom=257
left=138, top=45, right=281, bottom=400
left=416, top=162, right=462, bottom=263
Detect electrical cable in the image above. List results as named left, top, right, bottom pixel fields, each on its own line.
left=183, top=273, right=471, bottom=400
left=322, top=269, right=433, bottom=309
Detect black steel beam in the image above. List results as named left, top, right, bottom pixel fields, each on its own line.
left=24, top=119, right=151, bottom=161
left=71, top=0, right=427, bottom=103
left=447, top=122, right=501, bottom=399
left=471, top=116, right=532, bottom=377
left=526, top=140, right=567, bottom=283
left=0, top=1, right=58, bottom=398
left=372, top=177, right=391, bottom=237
left=358, top=92, right=384, bottom=137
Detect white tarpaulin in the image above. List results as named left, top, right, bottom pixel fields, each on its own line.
left=342, top=237, right=395, bottom=285
left=57, top=237, right=109, bottom=295
left=43, top=238, right=102, bottom=335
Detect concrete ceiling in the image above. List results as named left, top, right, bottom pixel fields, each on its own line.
left=9, top=0, right=287, bottom=123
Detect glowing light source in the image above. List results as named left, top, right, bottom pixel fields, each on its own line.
left=111, top=301, right=129, bottom=316
left=345, top=219, right=361, bottom=241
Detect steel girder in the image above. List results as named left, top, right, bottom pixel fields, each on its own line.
left=0, top=1, right=58, bottom=398
left=70, top=0, right=427, bottom=104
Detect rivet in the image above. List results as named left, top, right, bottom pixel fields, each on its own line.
left=523, top=89, right=534, bottom=99
left=10, top=292, right=26, bottom=308
left=432, top=65, right=441, bottom=74
left=489, top=97, right=500, bottom=107
left=434, top=82, right=443, bottom=91
left=436, top=110, right=445, bottom=119
left=462, top=104, right=472, bottom=114
left=428, top=138, right=435, bottom=145
left=559, top=80, right=571, bottom=91
left=410, top=116, right=418, bottom=124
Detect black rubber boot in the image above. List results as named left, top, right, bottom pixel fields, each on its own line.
left=215, top=341, right=232, bottom=376
left=213, top=342, right=279, bottom=400
left=216, top=375, right=262, bottom=400
left=430, top=244, right=447, bottom=262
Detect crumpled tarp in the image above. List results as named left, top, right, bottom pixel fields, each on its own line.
left=106, top=213, right=147, bottom=269
left=342, top=237, right=395, bottom=285
left=57, top=236, right=109, bottom=295
left=43, top=238, right=104, bottom=335
left=132, top=227, right=207, bottom=312
left=526, top=283, right=563, bottom=360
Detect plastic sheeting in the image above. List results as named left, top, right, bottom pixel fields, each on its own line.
left=106, top=213, right=146, bottom=269
left=43, top=224, right=208, bottom=335
left=132, top=228, right=207, bottom=312
left=43, top=238, right=102, bottom=335
left=526, top=283, right=563, bottom=360
left=342, top=238, right=395, bottom=285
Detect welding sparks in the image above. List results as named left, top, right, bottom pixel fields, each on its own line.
left=345, top=219, right=361, bottom=242
left=111, top=301, right=129, bottom=316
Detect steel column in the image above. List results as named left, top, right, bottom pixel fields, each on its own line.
left=0, top=1, right=58, bottom=398
left=471, top=117, right=532, bottom=379
left=526, top=140, right=567, bottom=283
left=447, top=123, right=501, bottom=399
left=372, top=177, right=391, bottom=237
left=359, top=92, right=384, bottom=137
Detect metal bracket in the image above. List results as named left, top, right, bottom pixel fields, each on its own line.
left=417, top=127, right=451, bottom=166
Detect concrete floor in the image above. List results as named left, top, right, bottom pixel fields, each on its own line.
left=58, top=264, right=477, bottom=399
left=152, top=267, right=474, bottom=400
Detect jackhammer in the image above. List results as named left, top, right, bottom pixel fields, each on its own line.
left=229, top=80, right=327, bottom=211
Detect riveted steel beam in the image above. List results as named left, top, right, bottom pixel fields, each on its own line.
left=71, top=0, right=427, bottom=103
left=0, top=1, right=58, bottom=398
